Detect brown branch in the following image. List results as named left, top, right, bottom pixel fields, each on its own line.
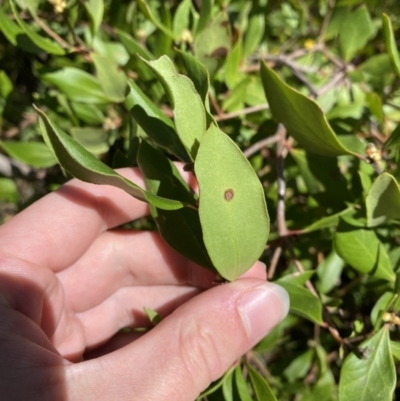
left=32, top=13, right=70, bottom=49
left=208, top=93, right=223, bottom=117
left=267, top=246, right=282, bottom=280
left=214, top=103, right=270, bottom=122
left=243, top=131, right=280, bottom=158
left=276, top=124, right=288, bottom=237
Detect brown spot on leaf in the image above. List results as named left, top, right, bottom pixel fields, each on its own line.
left=210, top=47, right=228, bottom=59
left=224, top=189, right=234, bottom=201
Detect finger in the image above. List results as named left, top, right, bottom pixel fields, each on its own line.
left=65, top=279, right=289, bottom=401
left=58, top=230, right=217, bottom=313
left=0, top=167, right=193, bottom=271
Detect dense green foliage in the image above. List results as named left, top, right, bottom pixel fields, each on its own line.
left=1, top=0, right=400, bottom=399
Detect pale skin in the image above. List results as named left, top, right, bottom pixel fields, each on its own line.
left=0, top=167, right=289, bottom=401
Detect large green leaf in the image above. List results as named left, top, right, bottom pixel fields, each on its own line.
left=194, top=125, right=269, bottom=281
left=35, top=106, right=184, bottom=210
left=143, top=55, right=206, bottom=159
left=84, top=0, right=104, bottom=37
left=91, top=52, right=127, bottom=102
left=339, top=326, right=395, bottom=401
left=382, top=13, right=400, bottom=77
left=316, top=250, right=345, bottom=295
left=366, top=173, right=400, bottom=227
left=124, top=80, right=191, bottom=162
left=137, top=141, right=215, bottom=271
left=339, top=6, right=375, bottom=62
left=10, top=0, right=66, bottom=55
left=0, top=141, right=56, bottom=168
left=334, top=219, right=395, bottom=281
left=247, top=364, right=278, bottom=401
left=275, top=278, right=323, bottom=325
left=70, top=127, right=109, bottom=156
left=42, top=68, right=111, bottom=104
left=260, top=62, right=357, bottom=157
left=194, top=12, right=231, bottom=76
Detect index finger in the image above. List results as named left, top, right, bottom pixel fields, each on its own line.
left=0, top=167, right=189, bottom=271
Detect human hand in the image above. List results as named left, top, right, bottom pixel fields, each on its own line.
left=0, top=167, right=289, bottom=401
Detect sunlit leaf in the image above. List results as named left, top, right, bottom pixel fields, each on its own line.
left=195, top=0, right=213, bottom=35
left=334, top=219, right=395, bottom=281
left=195, top=125, right=269, bottom=281
left=0, top=177, right=19, bottom=203
left=143, top=55, right=206, bottom=159
left=0, top=141, right=56, bottom=168
left=260, top=62, right=357, bottom=157
left=247, top=364, right=278, bottom=401
left=234, top=366, right=252, bottom=401
left=382, top=13, right=400, bottom=76
left=366, top=173, right=400, bottom=227
left=35, top=106, right=184, bottom=210
left=70, top=127, right=109, bottom=156
left=124, top=80, right=191, bottom=162
left=84, top=0, right=104, bottom=37
left=316, top=250, right=344, bottom=294
left=339, top=326, right=396, bottom=401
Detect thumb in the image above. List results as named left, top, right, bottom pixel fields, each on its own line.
left=67, top=278, right=289, bottom=401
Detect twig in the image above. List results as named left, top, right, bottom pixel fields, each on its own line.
left=208, top=93, right=223, bottom=117
left=318, top=0, right=336, bottom=43
left=32, top=13, right=70, bottom=49
left=214, top=103, right=270, bottom=122
left=244, top=55, right=318, bottom=74
left=243, top=131, right=280, bottom=158
left=276, top=124, right=288, bottom=237
left=316, top=69, right=347, bottom=97
left=268, top=246, right=282, bottom=280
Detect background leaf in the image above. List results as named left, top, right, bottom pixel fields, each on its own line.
left=382, top=13, right=400, bottom=76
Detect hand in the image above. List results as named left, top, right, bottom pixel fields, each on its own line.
left=0, top=167, right=289, bottom=401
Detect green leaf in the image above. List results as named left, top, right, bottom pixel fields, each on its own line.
left=143, top=55, right=206, bottom=159
left=35, top=106, right=184, bottom=210
left=195, top=0, right=213, bottom=35
left=382, top=13, right=400, bottom=76
left=0, top=178, right=19, bottom=203
left=334, top=219, right=395, bottom=281
left=43, top=68, right=111, bottom=104
left=10, top=0, right=66, bottom=55
left=137, top=141, right=215, bottom=271
left=70, top=127, right=109, bottom=156
left=0, top=71, right=13, bottom=99
left=366, top=173, right=400, bottom=227
left=370, top=292, right=393, bottom=327
left=175, top=49, right=216, bottom=126
left=137, top=0, right=176, bottom=40
left=339, top=6, right=375, bottom=62
left=383, top=123, right=400, bottom=150
left=275, top=279, right=323, bottom=325
left=247, top=364, right=278, bottom=401
left=70, top=102, right=104, bottom=124
left=84, top=0, right=104, bottom=37
left=390, top=341, right=400, bottom=361
left=222, top=368, right=233, bottom=401
left=194, top=12, right=231, bottom=76
left=243, top=13, right=265, bottom=59
left=225, top=38, right=243, bottom=90
left=91, top=52, right=127, bottom=102
left=124, top=80, right=191, bottom=162
left=301, top=208, right=355, bottom=234
left=234, top=366, right=252, bottom=401
left=116, top=29, right=154, bottom=61
left=194, top=125, right=270, bottom=281
left=283, top=349, right=314, bottom=382
left=260, top=62, right=357, bottom=157
left=316, top=250, right=345, bottom=294
left=339, top=326, right=396, bottom=401
left=0, top=141, right=57, bottom=168
left=143, top=307, right=162, bottom=326
left=172, top=0, right=191, bottom=40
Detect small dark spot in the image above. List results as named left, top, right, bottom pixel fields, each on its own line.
left=221, top=20, right=230, bottom=27
left=224, top=189, right=234, bottom=201
left=210, top=47, right=228, bottom=59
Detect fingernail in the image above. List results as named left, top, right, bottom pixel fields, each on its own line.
left=238, top=283, right=290, bottom=342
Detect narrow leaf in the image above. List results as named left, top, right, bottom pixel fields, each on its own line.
left=143, top=307, right=162, bottom=326
left=247, top=364, right=278, bottom=401
left=260, top=62, right=357, bottom=157
left=301, top=207, right=355, bottom=233
left=366, top=173, right=400, bottom=227
left=137, top=141, right=215, bottom=271
left=195, top=125, right=269, bottom=281
left=275, top=279, right=323, bottom=325
left=43, top=68, right=111, bottom=104
left=84, top=0, right=104, bottom=37
left=339, top=326, right=396, bottom=401
left=116, top=29, right=154, bottom=61
left=195, top=0, right=213, bottom=35
left=0, top=141, right=56, bottom=168
left=234, top=366, right=253, bottom=401
left=34, top=106, right=184, bottom=210
left=10, top=0, right=66, bottom=55
left=383, top=123, right=400, bottom=150
left=316, top=250, right=344, bottom=294
left=143, top=55, right=206, bottom=159
left=124, top=80, right=191, bottom=162
left=382, top=13, right=400, bottom=76
left=334, top=219, right=395, bottom=281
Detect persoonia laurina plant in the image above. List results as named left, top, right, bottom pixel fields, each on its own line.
left=35, top=52, right=270, bottom=282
